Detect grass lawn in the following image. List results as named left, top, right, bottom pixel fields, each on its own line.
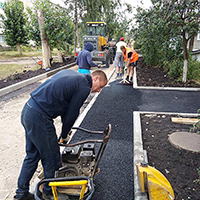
left=0, top=50, right=43, bottom=60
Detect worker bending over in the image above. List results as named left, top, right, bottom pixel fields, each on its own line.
left=120, top=45, right=139, bottom=83
left=14, top=69, right=107, bottom=200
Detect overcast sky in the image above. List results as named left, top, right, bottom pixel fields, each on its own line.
left=50, top=0, right=153, bottom=10
left=124, top=0, right=152, bottom=9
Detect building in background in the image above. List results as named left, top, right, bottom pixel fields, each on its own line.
left=0, top=0, right=5, bottom=46
left=192, top=32, right=200, bottom=62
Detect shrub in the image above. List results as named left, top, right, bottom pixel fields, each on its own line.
left=163, top=59, right=183, bottom=79
left=187, top=57, right=200, bottom=80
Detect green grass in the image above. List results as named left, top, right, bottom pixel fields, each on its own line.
left=0, top=49, right=58, bottom=60
left=0, top=51, right=43, bottom=60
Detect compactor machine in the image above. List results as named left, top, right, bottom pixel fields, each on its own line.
left=35, top=124, right=112, bottom=200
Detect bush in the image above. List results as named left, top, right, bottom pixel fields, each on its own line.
left=187, top=57, right=200, bottom=80
left=163, top=59, right=183, bottom=79
left=163, top=55, right=200, bottom=81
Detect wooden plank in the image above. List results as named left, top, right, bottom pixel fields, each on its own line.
left=171, top=117, right=200, bottom=124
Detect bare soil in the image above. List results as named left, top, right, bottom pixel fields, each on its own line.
left=136, top=57, right=200, bottom=88
left=141, top=114, right=200, bottom=200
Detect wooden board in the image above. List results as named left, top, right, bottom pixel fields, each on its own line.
left=171, top=117, right=200, bottom=125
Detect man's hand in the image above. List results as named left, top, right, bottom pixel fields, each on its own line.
left=59, top=133, right=71, bottom=144
left=98, top=64, right=102, bottom=68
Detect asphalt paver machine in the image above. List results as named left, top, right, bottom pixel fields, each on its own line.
left=35, top=124, right=112, bottom=200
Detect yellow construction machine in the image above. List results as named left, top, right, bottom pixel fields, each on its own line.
left=77, top=22, right=116, bottom=68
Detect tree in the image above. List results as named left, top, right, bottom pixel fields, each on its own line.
left=43, top=3, right=74, bottom=60
left=163, top=0, right=200, bottom=82
left=37, top=9, right=50, bottom=69
left=135, top=3, right=179, bottom=66
left=1, top=0, right=29, bottom=55
left=27, top=0, right=74, bottom=68
left=135, top=0, right=200, bottom=83
left=26, top=7, right=41, bottom=46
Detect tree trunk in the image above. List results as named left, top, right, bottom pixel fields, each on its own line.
left=182, top=59, right=188, bottom=83
left=189, top=35, right=194, bottom=52
left=182, top=32, right=188, bottom=83
left=37, top=9, right=50, bottom=69
left=48, top=45, right=52, bottom=60
left=17, top=43, right=22, bottom=55
left=74, top=0, right=78, bottom=54
left=65, top=43, right=68, bottom=55
left=58, top=49, right=63, bottom=63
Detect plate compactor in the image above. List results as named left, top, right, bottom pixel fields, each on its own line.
left=35, top=124, right=112, bottom=200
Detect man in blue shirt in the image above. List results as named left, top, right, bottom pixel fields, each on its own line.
left=76, top=42, right=98, bottom=74
left=14, top=69, right=107, bottom=200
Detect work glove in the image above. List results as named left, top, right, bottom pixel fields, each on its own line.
left=59, top=132, right=71, bottom=144
left=97, top=64, right=102, bottom=68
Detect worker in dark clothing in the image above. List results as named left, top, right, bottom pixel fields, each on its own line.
left=76, top=42, right=98, bottom=74
left=14, top=69, right=107, bottom=200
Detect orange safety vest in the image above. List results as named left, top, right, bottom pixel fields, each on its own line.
left=123, top=47, right=139, bottom=63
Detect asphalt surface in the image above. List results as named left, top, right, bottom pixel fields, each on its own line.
left=70, top=79, right=200, bottom=200
left=1, top=64, right=200, bottom=200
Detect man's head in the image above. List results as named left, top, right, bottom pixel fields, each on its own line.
left=90, top=70, right=107, bottom=93
left=120, top=45, right=126, bottom=53
left=84, top=42, right=94, bottom=52
left=119, top=37, right=124, bottom=41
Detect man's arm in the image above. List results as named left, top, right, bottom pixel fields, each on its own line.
left=126, top=52, right=132, bottom=67
left=61, top=87, right=90, bottom=139
left=86, top=52, right=98, bottom=67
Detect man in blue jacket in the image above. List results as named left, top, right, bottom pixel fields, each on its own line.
left=14, top=69, right=107, bottom=200
left=76, top=42, right=98, bottom=74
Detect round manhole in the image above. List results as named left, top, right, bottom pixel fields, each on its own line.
left=168, top=132, right=200, bottom=152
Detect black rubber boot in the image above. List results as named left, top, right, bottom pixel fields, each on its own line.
left=14, top=192, right=35, bottom=200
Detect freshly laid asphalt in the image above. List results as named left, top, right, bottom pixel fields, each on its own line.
left=1, top=64, right=200, bottom=199
left=70, top=78, right=200, bottom=200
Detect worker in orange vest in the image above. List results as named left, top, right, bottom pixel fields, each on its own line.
left=120, top=45, right=139, bottom=83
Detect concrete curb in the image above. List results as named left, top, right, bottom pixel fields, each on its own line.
left=0, top=62, right=75, bottom=97
left=133, top=111, right=148, bottom=200
left=135, top=86, right=200, bottom=91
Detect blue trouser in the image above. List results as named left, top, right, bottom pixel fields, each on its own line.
left=78, top=68, right=91, bottom=74
left=15, top=103, right=61, bottom=198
